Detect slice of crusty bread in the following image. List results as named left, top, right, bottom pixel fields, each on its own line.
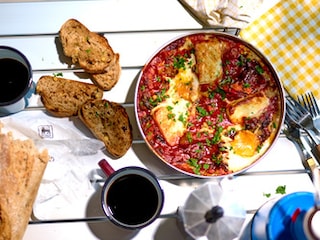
left=36, top=75, right=103, bottom=117
left=79, top=99, right=132, bottom=158
left=195, top=38, right=223, bottom=84
left=59, top=19, right=115, bottom=73
left=0, top=126, right=50, bottom=240
left=91, top=53, right=121, bottom=90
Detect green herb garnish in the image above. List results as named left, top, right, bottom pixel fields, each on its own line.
left=196, top=106, right=208, bottom=117
left=263, top=193, right=271, bottom=198
left=173, top=56, right=186, bottom=70
left=255, top=65, right=264, bottom=74
left=276, top=185, right=286, bottom=195
left=53, top=72, right=63, bottom=77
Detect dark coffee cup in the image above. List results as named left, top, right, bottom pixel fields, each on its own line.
left=0, top=46, right=33, bottom=114
left=99, top=160, right=164, bottom=229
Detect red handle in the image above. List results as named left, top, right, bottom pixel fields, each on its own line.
left=98, top=159, right=115, bottom=177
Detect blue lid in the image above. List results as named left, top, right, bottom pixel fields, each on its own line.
left=267, top=192, right=314, bottom=239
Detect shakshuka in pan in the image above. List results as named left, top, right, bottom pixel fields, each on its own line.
left=135, top=32, right=284, bottom=177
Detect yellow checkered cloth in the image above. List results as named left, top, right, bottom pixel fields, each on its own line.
left=240, top=0, right=320, bottom=99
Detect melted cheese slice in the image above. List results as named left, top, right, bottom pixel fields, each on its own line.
left=228, top=94, right=270, bottom=124
left=151, top=56, right=199, bottom=146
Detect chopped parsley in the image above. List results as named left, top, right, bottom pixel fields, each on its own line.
left=276, top=185, right=286, bottom=195
left=187, top=158, right=201, bottom=175
left=186, top=132, right=193, bottom=143
left=236, top=54, right=246, bottom=66
left=272, top=122, right=277, bottom=129
left=255, top=65, right=264, bottom=74
left=219, top=76, right=232, bottom=86
left=178, top=113, right=187, bottom=125
left=208, top=88, right=215, bottom=99
left=243, top=82, right=251, bottom=88
left=263, top=185, right=286, bottom=198
left=263, top=193, right=271, bottom=198
left=212, top=154, right=222, bottom=165
left=173, top=56, right=186, bottom=70
left=53, top=72, right=63, bottom=77
left=196, top=106, right=208, bottom=117
left=215, top=87, right=226, bottom=100
left=148, top=89, right=168, bottom=107
left=166, top=105, right=173, bottom=111
left=167, top=113, right=175, bottom=120
left=203, top=163, right=210, bottom=170
left=211, top=126, right=223, bottom=144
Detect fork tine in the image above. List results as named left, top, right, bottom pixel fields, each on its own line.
left=286, top=97, right=303, bottom=122
left=306, top=92, right=315, bottom=117
left=298, top=94, right=311, bottom=113
left=308, top=92, right=320, bottom=117
left=286, top=95, right=308, bottom=117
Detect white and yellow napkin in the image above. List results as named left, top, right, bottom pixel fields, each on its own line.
left=179, top=0, right=275, bottom=28
left=240, top=0, right=320, bottom=99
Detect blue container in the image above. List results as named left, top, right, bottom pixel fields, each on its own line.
left=251, top=192, right=314, bottom=240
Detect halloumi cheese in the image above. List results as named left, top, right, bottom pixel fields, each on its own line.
left=151, top=56, right=199, bottom=146
left=228, top=94, right=270, bottom=124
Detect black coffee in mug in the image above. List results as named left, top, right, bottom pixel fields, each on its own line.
left=0, top=46, right=32, bottom=114
left=101, top=166, right=164, bottom=229
left=0, top=58, right=29, bottom=103
left=107, top=174, right=159, bottom=225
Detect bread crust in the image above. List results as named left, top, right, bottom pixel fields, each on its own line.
left=79, top=99, right=132, bottom=158
left=36, top=75, right=103, bottom=117
left=59, top=19, right=121, bottom=91
left=195, top=38, right=223, bottom=84
left=0, top=129, right=50, bottom=240
left=59, top=19, right=115, bottom=73
left=91, top=53, right=121, bottom=90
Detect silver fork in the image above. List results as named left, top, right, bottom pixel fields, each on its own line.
left=286, top=95, right=320, bottom=165
left=297, top=91, right=320, bottom=130
left=285, top=95, right=320, bottom=144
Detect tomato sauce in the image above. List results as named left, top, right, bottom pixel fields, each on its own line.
left=136, top=33, right=282, bottom=177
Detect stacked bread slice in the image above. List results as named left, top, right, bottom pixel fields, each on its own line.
left=0, top=125, right=50, bottom=239
left=36, top=19, right=132, bottom=158
left=59, top=18, right=121, bottom=90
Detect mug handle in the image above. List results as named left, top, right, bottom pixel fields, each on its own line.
left=98, top=159, right=115, bottom=177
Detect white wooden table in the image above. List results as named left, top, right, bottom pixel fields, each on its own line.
left=0, top=1, right=315, bottom=239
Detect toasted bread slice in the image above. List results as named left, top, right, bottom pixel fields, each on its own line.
left=59, top=19, right=115, bottom=73
left=36, top=75, right=103, bottom=117
left=79, top=99, right=132, bottom=158
left=0, top=126, right=49, bottom=240
left=91, top=53, right=121, bottom=90
left=195, top=38, right=223, bottom=84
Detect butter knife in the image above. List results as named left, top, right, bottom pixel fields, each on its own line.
left=300, top=133, right=320, bottom=171
left=283, top=116, right=314, bottom=180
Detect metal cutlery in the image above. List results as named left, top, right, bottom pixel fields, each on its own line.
left=286, top=95, right=320, bottom=166
left=285, top=95, right=320, bottom=144
left=300, top=131, right=320, bottom=172
left=298, top=91, right=320, bottom=130
left=283, top=115, right=314, bottom=179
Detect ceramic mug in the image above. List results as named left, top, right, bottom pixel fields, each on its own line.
left=0, top=46, right=33, bottom=115
left=99, top=159, right=164, bottom=229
